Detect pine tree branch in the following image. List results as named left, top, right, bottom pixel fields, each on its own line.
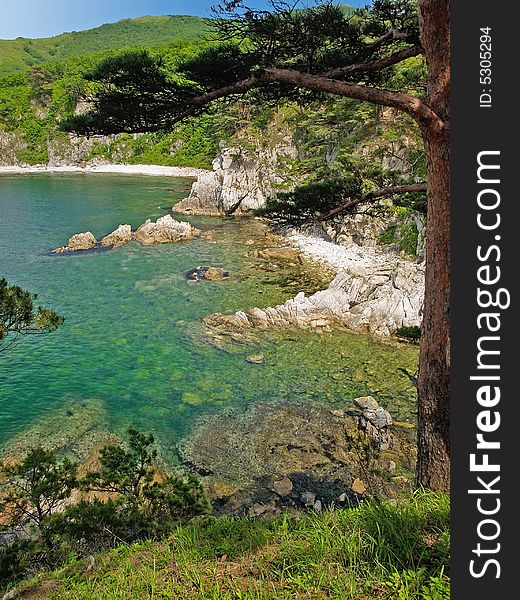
left=170, top=69, right=444, bottom=133
left=323, top=45, right=423, bottom=79
left=313, top=182, right=427, bottom=223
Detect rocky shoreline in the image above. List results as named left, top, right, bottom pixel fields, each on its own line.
left=170, top=151, right=425, bottom=338
left=204, top=232, right=424, bottom=337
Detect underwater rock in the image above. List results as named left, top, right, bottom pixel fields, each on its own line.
left=135, top=214, right=200, bottom=245
left=178, top=400, right=410, bottom=516
left=255, top=247, right=302, bottom=261
left=100, top=224, right=132, bottom=248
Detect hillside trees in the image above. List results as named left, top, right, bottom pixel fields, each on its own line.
left=62, top=0, right=450, bottom=491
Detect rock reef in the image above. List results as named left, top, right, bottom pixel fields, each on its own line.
left=100, top=224, right=132, bottom=248
left=53, top=231, right=97, bottom=253
left=135, top=214, right=199, bottom=246
left=53, top=215, right=199, bottom=252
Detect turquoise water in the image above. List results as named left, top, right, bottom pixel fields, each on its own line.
left=0, top=174, right=419, bottom=462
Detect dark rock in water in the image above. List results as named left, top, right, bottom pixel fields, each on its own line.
left=246, top=354, right=265, bottom=365
left=185, top=266, right=230, bottom=282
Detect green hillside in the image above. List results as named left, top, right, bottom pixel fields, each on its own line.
left=0, top=15, right=209, bottom=75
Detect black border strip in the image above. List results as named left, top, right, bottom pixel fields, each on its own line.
left=451, top=1, right=517, bottom=596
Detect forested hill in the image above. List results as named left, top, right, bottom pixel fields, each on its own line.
left=0, top=15, right=209, bottom=75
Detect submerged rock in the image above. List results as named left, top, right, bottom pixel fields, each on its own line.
left=185, top=266, right=229, bottom=282
left=178, top=401, right=412, bottom=516
left=100, top=224, right=132, bottom=248
left=246, top=354, right=265, bottom=365
left=255, top=247, right=302, bottom=261
left=135, top=214, right=200, bottom=246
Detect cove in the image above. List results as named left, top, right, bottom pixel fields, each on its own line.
left=0, top=174, right=419, bottom=464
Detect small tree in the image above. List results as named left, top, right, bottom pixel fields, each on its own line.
left=0, top=278, right=64, bottom=352
left=0, top=448, right=77, bottom=543
left=82, top=427, right=209, bottom=523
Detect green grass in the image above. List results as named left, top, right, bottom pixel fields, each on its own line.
left=8, top=490, right=450, bottom=599
left=0, top=15, right=209, bottom=75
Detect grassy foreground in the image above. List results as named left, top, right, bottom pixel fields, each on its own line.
left=7, top=490, right=449, bottom=600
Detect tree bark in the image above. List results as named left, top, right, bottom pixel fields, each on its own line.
left=415, top=0, right=451, bottom=491
left=416, top=130, right=450, bottom=491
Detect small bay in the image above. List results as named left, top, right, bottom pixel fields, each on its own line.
left=0, top=174, right=419, bottom=463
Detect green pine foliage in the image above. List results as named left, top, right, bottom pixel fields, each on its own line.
left=0, top=278, right=64, bottom=349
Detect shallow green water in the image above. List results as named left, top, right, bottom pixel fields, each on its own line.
left=0, top=174, right=419, bottom=462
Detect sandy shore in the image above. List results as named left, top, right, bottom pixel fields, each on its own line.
left=0, top=164, right=209, bottom=177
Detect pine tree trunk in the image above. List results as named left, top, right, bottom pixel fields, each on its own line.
left=416, top=131, right=450, bottom=491
left=415, top=0, right=451, bottom=491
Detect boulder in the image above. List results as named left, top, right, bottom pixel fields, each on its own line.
left=135, top=214, right=199, bottom=246
left=300, top=491, right=317, bottom=506
left=100, top=224, right=132, bottom=248
left=363, top=407, right=393, bottom=429
left=354, top=396, right=379, bottom=411
left=270, top=477, right=293, bottom=497
left=67, top=231, right=96, bottom=250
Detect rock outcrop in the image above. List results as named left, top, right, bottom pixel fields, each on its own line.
left=100, top=224, right=132, bottom=248
left=68, top=231, right=97, bottom=250
left=53, top=216, right=199, bottom=252
left=204, top=257, right=424, bottom=337
left=173, top=143, right=297, bottom=216
left=135, top=214, right=200, bottom=245
left=53, top=231, right=97, bottom=252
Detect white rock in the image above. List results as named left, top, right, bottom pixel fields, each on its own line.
left=67, top=231, right=96, bottom=250
left=135, top=215, right=199, bottom=246
left=100, top=224, right=132, bottom=248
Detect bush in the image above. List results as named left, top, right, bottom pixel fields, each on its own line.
left=396, top=326, right=421, bottom=343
